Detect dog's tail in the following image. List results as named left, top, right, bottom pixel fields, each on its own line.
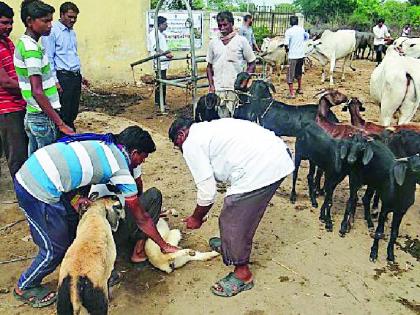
left=77, top=276, right=108, bottom=315
left=57, top=275, right=75, bottom=315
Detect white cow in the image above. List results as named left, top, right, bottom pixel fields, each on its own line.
left=392, top=37, right=420, bottom=58
left=260, top=36, right=287, bottom=75
left=370, top=48, right=420, bottom=126
left=305, top=30, right=356, bottom=86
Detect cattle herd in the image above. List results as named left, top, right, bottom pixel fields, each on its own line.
left=195, top=32, right=420, bottom=263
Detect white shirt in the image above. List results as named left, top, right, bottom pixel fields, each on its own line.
left=182, top=119, right=295, bottom=205
left=373, top=25, right=390, bottom=45
left=284, top=25, right=309, bottom=59
left=147, top=30, right=170, bottom=70
left=89, top=165, right=142, bottom=206
left=206, top=35, right=256, bottom=91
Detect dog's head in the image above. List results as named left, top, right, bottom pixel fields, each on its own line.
left=86, top=193, right=125, bottom=232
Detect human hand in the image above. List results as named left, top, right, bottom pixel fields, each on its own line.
left=182, top=215, right=203, bottom=230
left=166, top=52, right=174, bottom=59
left=208, top=85, right=215, bottom=93
left=160, top=243, right=179, bottom=254
left=59, top=123, right=75, bottom=135
left=72, top=196, right=92, bottom=212
left=55, top=82, right=63, bottom=93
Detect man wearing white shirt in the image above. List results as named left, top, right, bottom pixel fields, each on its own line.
left=284, top=16, right=309, bottom=98
left=372, top=18, right=390, bottom=66
left=147, top=16, right=173, bottom=110
left=169, top=117, right=294, bottom=297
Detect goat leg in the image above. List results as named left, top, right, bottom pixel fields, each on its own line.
left=320, top=177, right=340, bottom=232
left=370, top=207, right=388, bottom=262
left=362, top=187, right=375, bottom=232
left=386, top=211, right=404, bottom=263
left=307, top=162, right=318, bottom=208
left=290, top=150, right=302, bottom=205
left=314, top=168, right=325, bottom=196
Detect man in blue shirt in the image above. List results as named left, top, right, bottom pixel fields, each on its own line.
left=42, top=2, right=88, bottom=131
left=239, top=14, right=260, bottom=52
left=12, top=126, right=178, bottom=308
left=284, top=16, right=309, bottom=98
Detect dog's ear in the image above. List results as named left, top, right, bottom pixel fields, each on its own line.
left=88, top=191, right=100, bottom=202
left=106, top=200, right=124, bottom=232
left=362, top=145, right=374, bottom=165
left=393, top=162, right=407, bottom=186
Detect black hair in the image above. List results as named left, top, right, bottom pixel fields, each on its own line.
left=60, top=2, right=79, bottom=15
left=243, top=14, right=252, bottom=22
left=377, top=18, right=385, bottom=24
left=217, top=11, right=234, bottom=24
left=157, top=16, right=167, bottom=27
left=290, top=16, right=298, bottom=26
left=168, top=117, right=194, bottom=143
left=0, top=2, right=14, bottom=18
left=20, top=0, right=55, bottom=26
left=117, top=126, right=156, bottom=154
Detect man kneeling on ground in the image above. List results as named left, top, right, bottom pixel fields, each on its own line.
left=169, top=117, right=294, bottom=297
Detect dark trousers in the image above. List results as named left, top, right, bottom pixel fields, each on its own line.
left=113, top=187, right=162, bottom=252
left=154, top=70, right=167, bottom=107
left=14, top=179, right=78, bottom=289
left=57, top=70, right=82, bottom=130
left=374, top=44, right=385, bottom=64
left=0, top=111, right=28, bottom=176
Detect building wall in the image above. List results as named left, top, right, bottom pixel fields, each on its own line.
left=7, top=0, right=152, bottom=83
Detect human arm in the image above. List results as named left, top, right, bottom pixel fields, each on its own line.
left=243, top=38, right=256, bottom=74
left=125, top=195, right=178, bottom=253
left=0, top=68, right=21, bottom=95
left=29, top=75, right=74, bottom=135
left=251, top=31, right=260, bottom=52
left=206, top=63, right=215, bottom=93
left=41, top=35, right=58, bottom=84
left=135, top=176, right=143, bottom=196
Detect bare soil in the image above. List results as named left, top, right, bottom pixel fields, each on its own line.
left=0, top=59, right=419, bottom=315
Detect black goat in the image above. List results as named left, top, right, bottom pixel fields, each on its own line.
left=339, top=136, right=420, bottom=262
left=195, top=93, right=220, bottom=122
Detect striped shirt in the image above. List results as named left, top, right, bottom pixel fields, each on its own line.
left=15, top=140, right=138, bottom=204
left=14, top=34, right=61, bottom=113
left=0, top=37, right=26, bottom=114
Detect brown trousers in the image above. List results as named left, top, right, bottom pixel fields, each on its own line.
left=0, top=111, right=28, bottom=176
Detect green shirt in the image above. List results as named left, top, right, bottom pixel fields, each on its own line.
left=13, top=34, right=61, bottom=113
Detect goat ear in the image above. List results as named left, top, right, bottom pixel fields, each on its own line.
left=393, top=163, right=407, bottom=186
left=106, top=202, right=123, bottom=232
left=362, top=145, right=374, bottom=165
left=268, top=82, right=276, bottom=94
left=340, top=142, right=349, bottom=160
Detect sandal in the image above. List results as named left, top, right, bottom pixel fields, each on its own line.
left=13, top=286, right=56, bottom=308
left=208, top=237, right=221, bottom=254
left=296, top=89, right=304, bottom=95
left=286, top=94, right=296, bottom=99
left=211, top=272, right=254, bottom=297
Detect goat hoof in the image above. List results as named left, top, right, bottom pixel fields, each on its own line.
left=289, top=194, right=297, bottom=204
left=188, top=250, right=196, bottom=256
left=386, top=256, right=395, bottom=264
left=339, top=230, right=346, bottom=238
left=325, top=222, right=333, bottom=232
left=369, top=256, right=377, bottom=263
left=374, top=233, right=385, bottom=240
left=319, top=216, right=325, bottom=223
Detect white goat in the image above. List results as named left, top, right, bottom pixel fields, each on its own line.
left=305, top=30, right=356, bottom=86
left=57, top=196, right=124, bottom=315
left=370, top=47, right=420, bottom=126
left=145, top=219, right=219, bottom=273
left=260, top=36, right=287, bottom=75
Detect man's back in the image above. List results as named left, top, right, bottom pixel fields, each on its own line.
left=182, top=118, right=294, bottom=195
left=284, top=25, right=308, bottom=59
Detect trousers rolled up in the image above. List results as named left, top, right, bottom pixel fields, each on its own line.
left=57, top=70, right=82, bottom=130
left=14, top=179, right=78, bottom=290
left=113, top=187, right=162, bottom=250
left=219, top=179, right=282, bottom=266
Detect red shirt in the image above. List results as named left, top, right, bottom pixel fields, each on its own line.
left=0, top=37, right=26, bottom=114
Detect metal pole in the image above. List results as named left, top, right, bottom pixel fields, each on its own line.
left=154, top=0, right=165, bottom=114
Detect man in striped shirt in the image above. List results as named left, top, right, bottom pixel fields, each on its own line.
left=0, top=2, right=28, bottom=176
left=13, top=126, right=178, bottom=308
left=14, top=0, right=74, bottom=156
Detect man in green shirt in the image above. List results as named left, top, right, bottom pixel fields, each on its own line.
left=14, top=0, right=74, bottom=155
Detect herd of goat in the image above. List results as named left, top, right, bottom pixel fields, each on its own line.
left=195, top=73, right=420, bottom=264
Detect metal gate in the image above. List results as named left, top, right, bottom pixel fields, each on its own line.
left=250, top=6, right=296, bottom=36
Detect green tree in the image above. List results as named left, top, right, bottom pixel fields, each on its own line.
left=294, top=0, right=357, bottom=24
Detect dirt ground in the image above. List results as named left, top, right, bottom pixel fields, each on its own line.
left=0, top=59, right=419, bottom=315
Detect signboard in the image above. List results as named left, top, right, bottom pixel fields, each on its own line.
left=209, top=12, right=245, bottom=39
left=147, top=11, right=203, bottom=51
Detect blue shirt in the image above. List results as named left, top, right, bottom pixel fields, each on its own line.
left=41, top=21, right=81, bottom=80
left=239, top=25, right=256, bottom=47
left=16, top=140, right=138, bottom=204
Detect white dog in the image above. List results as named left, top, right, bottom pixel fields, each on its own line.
left=145, top=219, right=219, bottom=273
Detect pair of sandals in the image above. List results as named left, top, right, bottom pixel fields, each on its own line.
left=287, top=89, right=304, bottom=99
left=209, top=237, right=254, bottom=297
left=14, top=270, right=122, bottom=308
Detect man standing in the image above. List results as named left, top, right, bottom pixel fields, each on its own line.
left=15, top=0, right=74, bottom=156
left=0, top=2, right=28, bottom=177
left=169, top=117, right=294, bottom=297
left=147, top=16, right=173, bottom=111
left=207, top=11, right=256, bottom=118
left=284, top=15, right=309, bottom=98
left=372, top=18, right=390, bottom=66
left=42, top=2, right=88, bottom=131
left=239, top=14, right=260, bottom=52
left=13, top=126, right=178, bottom=308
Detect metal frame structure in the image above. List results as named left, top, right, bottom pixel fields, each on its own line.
left=130, top=0, right=207, bottom=114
